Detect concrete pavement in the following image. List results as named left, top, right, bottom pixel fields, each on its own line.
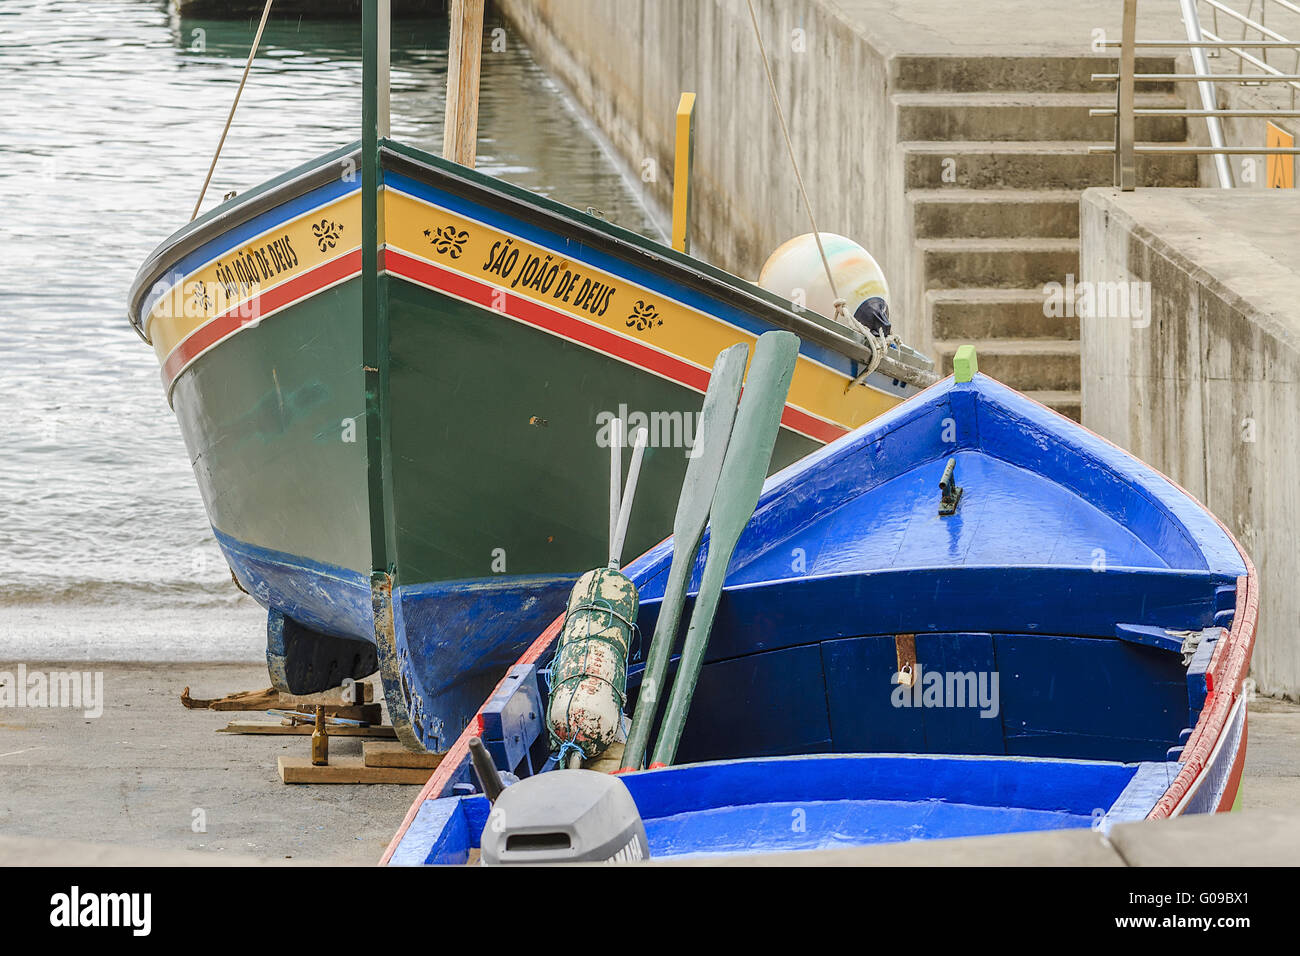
left=0, top=662, right=1294, bottom=865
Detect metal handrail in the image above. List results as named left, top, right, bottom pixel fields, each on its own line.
left=1092, top=0, right=1300, bottom=189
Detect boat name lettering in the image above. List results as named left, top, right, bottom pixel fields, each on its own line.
left=483, top=238, right=615, bottom=316
left=213, top=234, right=300, bottom=295
left=483, top=238, right=519, bottom=278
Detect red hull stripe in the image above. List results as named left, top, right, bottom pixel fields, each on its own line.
left=382, top=249, right=848, bottom=444
left=163, top=245, right=851, bottom=444
left=162, top=248, right=364, bottom=388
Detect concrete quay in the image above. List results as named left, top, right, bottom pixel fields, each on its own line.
left=0, top=663, right=1296, bottom=866
left=1080, top=187, right=1300, bottom=701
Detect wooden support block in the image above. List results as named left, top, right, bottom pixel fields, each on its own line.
left=219, top=720, right=396, bottom=738
left=281, top=682, right=375, bottom=707
left=363, top=740, right=444, bottom=769
left=277, top=754, right=434, bottom=784
left=275, top=703, right=383, bottom=723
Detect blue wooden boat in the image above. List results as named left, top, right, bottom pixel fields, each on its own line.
left=382, top=370, right=1257, bottom=864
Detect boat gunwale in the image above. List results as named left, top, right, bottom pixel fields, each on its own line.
left=128, top=138, right=935, bottom=389
left=126, top=141, right=364, bottom=341
left=379, top=141, right=931, bottom=386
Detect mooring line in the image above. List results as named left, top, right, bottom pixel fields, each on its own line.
left=191, top=0, right=275, bottom=220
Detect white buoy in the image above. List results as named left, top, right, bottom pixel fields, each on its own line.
left=758, top=233, right=890, bottom=330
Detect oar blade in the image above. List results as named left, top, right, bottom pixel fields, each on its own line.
left=619, top=341, right=748, bottom=771
left=649, top=329, right=800, bottom=766
left=672, top=343, right=749, bottom=541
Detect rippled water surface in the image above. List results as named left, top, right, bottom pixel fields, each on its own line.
left=0, top=0, right=660, bottom=658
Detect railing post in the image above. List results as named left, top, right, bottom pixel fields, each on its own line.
left=1180, top=0, right=1235, bottom=186
left=1117, top=0, right=1138, bottom=190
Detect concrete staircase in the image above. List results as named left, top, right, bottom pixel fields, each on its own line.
left=893, top=56, right=1199, bottom=419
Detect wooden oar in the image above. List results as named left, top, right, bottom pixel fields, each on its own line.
left=619, top=342, right=749, bottom=771
left=648, top=330, right=799, bottom=767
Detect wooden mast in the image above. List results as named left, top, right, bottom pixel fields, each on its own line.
left=362, top=0, right=395, bottom=575
left=443, top=0, right=485, bottom=167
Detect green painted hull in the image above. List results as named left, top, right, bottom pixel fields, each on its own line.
left=130, top=139, right=934, bottom=750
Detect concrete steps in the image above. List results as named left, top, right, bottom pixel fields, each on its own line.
left=896, top=55, right=1199, bottom=419
left=891, top=55, right=1179, bottom=93
left=920, top=238, right=1079, bottom=290
left=928, top=289, right=1079, bottom=340
left=896, top=92, right=1187, bottom=143
left=903, top=140, right=1198, bottom=190
left=1023, top=390, right=1083, bottom=421
left=934, top=338, right=1082, bottom=392
left=911, top=189, right=1080, bottom=239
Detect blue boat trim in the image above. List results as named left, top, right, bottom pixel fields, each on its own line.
left=384, top=171, right=880, bottom=384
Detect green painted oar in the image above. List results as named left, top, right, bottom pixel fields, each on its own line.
left=649, top=330, right=800, bottom=767
left=618, top=342, right=749, bottom=772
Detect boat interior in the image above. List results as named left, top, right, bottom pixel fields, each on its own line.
left=390, top=376, right=1248, bottom=863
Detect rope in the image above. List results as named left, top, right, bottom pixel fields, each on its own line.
left=191, top=0, right=275, bottom=221
left=745, top=0, right=845, bottom=323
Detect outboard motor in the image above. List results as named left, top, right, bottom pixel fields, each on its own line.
left=479, top=769, right=649, bottom=865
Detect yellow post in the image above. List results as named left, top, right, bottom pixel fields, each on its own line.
left=672, top=92, right=696, bottom=253
left=1267, top=122, right=1295, bottom=189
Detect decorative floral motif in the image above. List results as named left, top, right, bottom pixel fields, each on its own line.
left=189, top=281, right=212, bottom=313
left=425, top=224, right=469, bottom=259
left=626, top=299, right=662, bottom=332
left=312, top=219, right=342, bottom=251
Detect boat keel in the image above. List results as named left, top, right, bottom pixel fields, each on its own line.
left=266, top=607, right=378, bottom=696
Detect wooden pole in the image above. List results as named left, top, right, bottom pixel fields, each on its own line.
left=443, top=0, right=485, bottom=167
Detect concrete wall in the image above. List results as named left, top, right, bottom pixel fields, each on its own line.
left=494, top=0, right=925, bottom=349
left=1081, top=187, right=1300, bottom=699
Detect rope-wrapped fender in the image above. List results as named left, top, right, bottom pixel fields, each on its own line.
left=546, top=567, right=639, bottom=762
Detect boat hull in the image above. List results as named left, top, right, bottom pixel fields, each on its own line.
left=129, top=141, right=932, bottom=750
left=381, top=373, right=1258, bottom=864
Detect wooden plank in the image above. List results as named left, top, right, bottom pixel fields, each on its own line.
left=281, top=683, right=375, bottom=707
left=363, top=740, right=445, bottom=769
left=277, top=755, right=434, bottom=784
left=443, top=0, right=485, bottom=166
left=183, top=682, right=375, bottom=711
left=219, top=720, right=396, bottom=738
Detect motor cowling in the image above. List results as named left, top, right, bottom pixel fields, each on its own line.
left=479, top=769, right=649, bottom=865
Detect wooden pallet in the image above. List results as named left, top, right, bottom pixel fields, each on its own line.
left=219, top=719, right=397, bottom=738
left=277, top=754, right=436, bottom=784
left=362, top=740, right=444, bottom=769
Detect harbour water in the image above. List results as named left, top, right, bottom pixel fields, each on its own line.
left=0, top=0, right=660, bottom=659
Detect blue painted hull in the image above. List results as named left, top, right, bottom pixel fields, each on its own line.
left=383, top=372, right=1258, bottom=864
left=215, top=527, right=574, bottom=737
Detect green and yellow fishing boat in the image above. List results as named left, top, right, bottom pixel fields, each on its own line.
left=127, top=1, right=935, bottom=751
